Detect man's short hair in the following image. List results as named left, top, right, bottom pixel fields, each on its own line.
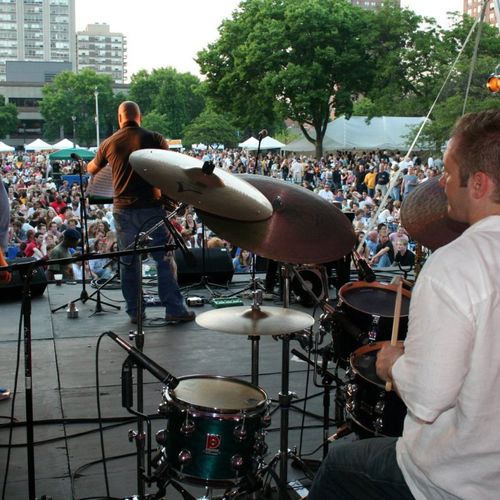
left=452, top=109, right=500, bottom=202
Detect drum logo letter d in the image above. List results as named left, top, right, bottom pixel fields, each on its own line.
left=205, top=434, right=221, bottom=455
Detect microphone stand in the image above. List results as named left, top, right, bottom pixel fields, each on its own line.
left=51, top=155, right=115, bottom=313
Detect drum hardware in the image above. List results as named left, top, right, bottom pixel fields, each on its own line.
left=345, top=341, right=407, bottom=438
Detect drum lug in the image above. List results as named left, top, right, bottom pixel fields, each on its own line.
left=368, top=315, right=380, bottom=342
left=345, top=400, right=356, bottom=413
left=180, top=418, right=195, bottom=436
left=231, top=454, right=244, bottom=471
left=155, top=429, right=168, bottom=445
left=254, top=435, right=268, bottom=456
left=373, top=417, right=384, bottom=433
left=261, top=412, right=272, bottom=428
left=346, top=383, right=358, bottom=397
left=178, top=449, right=192, bottom=465
left=234, top=424, right=247, bottom=442
left=374, top=400, right=385, bottom=415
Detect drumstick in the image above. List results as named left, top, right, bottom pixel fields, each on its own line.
left=385, top=277, right=404, bottom=392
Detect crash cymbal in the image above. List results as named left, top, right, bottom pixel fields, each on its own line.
left=198, top=175, right=356, bottom=264
left=196, top=305, right=314, bottom=336
left=400, top=177, right=468, bottom=251
left=129, top=150, right=273, bottom=222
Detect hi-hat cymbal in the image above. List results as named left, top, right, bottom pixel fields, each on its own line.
left=196, top=306, right=315, bottom=336
left=400, top=177, right=468, bottom=251
left=129, top=150, right=273, bottom=222
left=198, top=175, right=356, bottom=264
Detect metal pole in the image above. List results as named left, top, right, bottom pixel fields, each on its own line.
left=71, top=115, right=76, bottom=148
left=94, top=88, right=100, bottom=147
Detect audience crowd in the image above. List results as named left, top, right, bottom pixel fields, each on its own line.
left=2, top=147, right=437, bottom=277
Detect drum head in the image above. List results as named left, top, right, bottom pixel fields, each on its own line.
left=170, top=375, right=267, bottom=413
left=340, top=281, right=411, bottom=318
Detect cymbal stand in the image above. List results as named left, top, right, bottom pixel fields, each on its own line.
left=277, top=264, right=294, bottom=499
left=180, top=220, right=228, bottom=298
left=51, top=157, right=99, bottom=313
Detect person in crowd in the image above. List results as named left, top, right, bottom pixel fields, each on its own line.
left=47, top=228, right=81, bottom=280
left=88, top=238, right=113, bottom=281
left=232, top=249, right=253, bottom=273
left=370, top=230, right=394, bottom=268
left=318, top=183, right=334, bottom=202
left=87, top=100, right=194, bottom=324
left=375, top=163, right=390, bottom=196
left=401, top=165, right=419, bottom=199
left=309, top=109, right=500, bottom=500
left=393, top=238, right=415, bottom=267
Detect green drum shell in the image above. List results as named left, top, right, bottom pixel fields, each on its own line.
left=163, top=375, right=268, bottom=486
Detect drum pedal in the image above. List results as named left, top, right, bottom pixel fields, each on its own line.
left=211, top=297, right=244, bottom=308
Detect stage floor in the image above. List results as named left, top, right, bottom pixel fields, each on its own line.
left=0, top=273, right=345, bottom=500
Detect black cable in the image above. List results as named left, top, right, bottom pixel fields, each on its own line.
left=1, top=304, right=23, bottom=500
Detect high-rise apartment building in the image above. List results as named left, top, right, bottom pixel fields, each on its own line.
left=76, top=23, right=127, bottom=84
left=0, top=0, right=75, bottom=81
left=350, top=0, right=400, bottom=10
left=464, top=0, right=499, bottom=27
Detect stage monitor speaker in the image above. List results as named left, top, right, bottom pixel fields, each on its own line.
left=175, top=248, right=234, bottom=286
left=291, top=265, right=328, bottom=307
left=0, top=257, right=48, bottom=302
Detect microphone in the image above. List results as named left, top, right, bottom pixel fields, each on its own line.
left=258, top=129, right=268, bottom=140
left=358, top=258, right=376, bottom=283
left=106, top=331, right=179, bottom=388
left=70, top=152, right=82, bottom=161
left=331, top=311, right=366, bottom=343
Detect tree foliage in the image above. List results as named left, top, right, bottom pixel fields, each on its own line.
left=182, top=110, right=238, bottom=148
left=128, top=67, right=205, bottom=138
left=0, top=96, right=18, bottom=139
left=39, top=69, right=116, bottom=146
left=197, top=0, right=373, bottom=157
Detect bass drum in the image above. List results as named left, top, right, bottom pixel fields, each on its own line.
left=338, top=281, right=411, bottom=342
left=157, top=375, right=270, bottom=487
left=345, top=342, right=407, bottom=437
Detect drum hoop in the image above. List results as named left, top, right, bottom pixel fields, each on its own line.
left=166, top=374, right=268, bottom=416
left=339, top=280, right=411, bottom=318
left=346, top=411, right=387, bottom=437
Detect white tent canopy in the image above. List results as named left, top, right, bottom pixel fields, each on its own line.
left=24, top=138, right=53, bottom=151
left=284, top=116, right=428, bottom=152
left=0, top=141, right=14, bottom=152
left=238, top=136, right=258, bottom=149
left=239, top=136, right=285, bottom=150
left=51, top=138, right=74, bottom=150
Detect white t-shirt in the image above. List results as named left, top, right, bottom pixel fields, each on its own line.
left=393, top=216, right=500, bottom=499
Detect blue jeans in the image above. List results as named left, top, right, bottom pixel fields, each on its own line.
left=374, top=253, right=392, bottom=268
left=113, top=207, right=187, bottom=318
left=309, top=437, right=413, bottom=500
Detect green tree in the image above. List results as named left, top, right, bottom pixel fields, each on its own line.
left=141, top=110, right=170, bottom=137
left=182, top=110, right=238, bottom=147
left=40, top=70, right=115, bottom=146
left=197, top=0, right=374, bottom=157
left=129, top=67, right=205, bottom=138
left=0, top=96, right=18, bottom=139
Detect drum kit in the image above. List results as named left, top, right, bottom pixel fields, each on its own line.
left=93, top=151, right=466, bottom=499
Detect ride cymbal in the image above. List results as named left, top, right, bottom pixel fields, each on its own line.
left=198, top=175, right=356, bottom=264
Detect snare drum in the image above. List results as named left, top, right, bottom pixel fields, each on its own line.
left=157, top=375, right=270, bottom=486
left=345, top=342, right=407, bottom=437
left=338, top=281, right=411, bottom=342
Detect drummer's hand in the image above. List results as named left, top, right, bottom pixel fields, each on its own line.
left=376, top=344, right=404, bottom=383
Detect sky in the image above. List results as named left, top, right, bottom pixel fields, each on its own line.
left=75, top=0, right=464, bottom=80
